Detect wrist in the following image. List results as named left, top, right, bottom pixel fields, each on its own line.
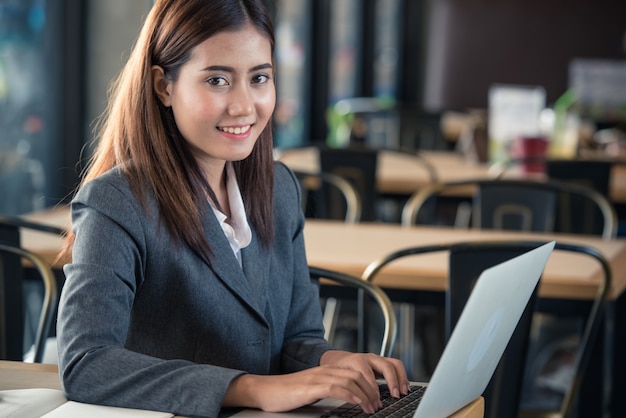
left=319, top=349, right=344, bottom=366
left=223, top=374, right=260, bottom=408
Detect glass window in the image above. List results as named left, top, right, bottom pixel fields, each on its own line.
left=374, top=0, right=402, bottom=100
left=328, top=0, right=361, bottom=104
left=0, top=0, right=58, bottom=215
left=273, top=0, right=310, bottom=148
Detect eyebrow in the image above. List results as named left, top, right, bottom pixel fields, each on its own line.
left=201, top=63, right=273, bottom=73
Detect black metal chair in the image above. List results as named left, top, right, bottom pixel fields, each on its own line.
left=401, top=178, right=618, bottom=239
left=310, top=266, right=397, bottom=357
left=0, top=215, right=65, bottom=363
left=318, top=145, right=380, bottom=222
left=361, top=240, right=611, bottom=418
left=545, top=159, right=613, bottom=196
left=546, top=159, right=615, bottom=236
left=293, top=170, right=362, bottom=223
left=0, top=242, right=58, bottom=363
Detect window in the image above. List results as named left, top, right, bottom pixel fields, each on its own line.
left=273, top=0, right=311, bottom=148
left=0, top=0, right=59, bottom=215
left=273, top=0, right=412, bottom=149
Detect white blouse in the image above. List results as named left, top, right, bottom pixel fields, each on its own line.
left=209, top=162, right=251, bottom=265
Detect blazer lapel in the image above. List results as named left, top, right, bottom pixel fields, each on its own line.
left=200, top=206, right=268, bottom=325
left=240, top=230, right=270, bottom=314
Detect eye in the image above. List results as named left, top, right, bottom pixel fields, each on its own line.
left=207, top=76, right=229, bottom=86
left=252, top=74, right=271, bottom=85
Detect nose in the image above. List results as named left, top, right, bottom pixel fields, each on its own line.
left=227, top=85, right=254, bottom=116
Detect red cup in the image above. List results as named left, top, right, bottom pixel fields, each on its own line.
left=511, top=136, right=548, bottom=173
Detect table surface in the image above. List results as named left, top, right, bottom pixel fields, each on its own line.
left=20, top=207, right=626, bottom=301
left=0, top=361, right=484, bottom=418
left=277, top=147, right=626, bottom=203
left=302, top=220, right=626, bottom=301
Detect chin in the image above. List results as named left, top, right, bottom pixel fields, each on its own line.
left=229, top=149, right=256, bottom=162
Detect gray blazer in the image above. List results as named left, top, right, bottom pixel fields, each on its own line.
left=57, top=162, right=332, bottom=418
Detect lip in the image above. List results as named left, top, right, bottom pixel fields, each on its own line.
left=217, top=124, right=253, bottom=140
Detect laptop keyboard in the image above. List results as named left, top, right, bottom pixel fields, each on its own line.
left=320, top=383, right=426, bottom=418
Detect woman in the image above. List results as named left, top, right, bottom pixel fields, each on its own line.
left=56, top=0, right=409, bottom=417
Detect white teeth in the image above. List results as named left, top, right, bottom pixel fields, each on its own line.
left=220, top=125, right=250, bottom=134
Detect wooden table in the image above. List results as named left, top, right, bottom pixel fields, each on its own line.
left=304, top=220, right=626, bottom=301
left=0, top=360, right=61, bottom=390
left=20, top=207, right=626, bottom=301
left=0, top=361, right=484, bottom=418
left=277, top=147, right=626, bottom=204
left=20, top=205, right=71, bottom=268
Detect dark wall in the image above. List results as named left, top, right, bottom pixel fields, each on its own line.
left=422, top=0, right=626, bottom=111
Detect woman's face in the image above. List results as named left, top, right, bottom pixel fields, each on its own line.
left=153, top=24, right=275, bottom=175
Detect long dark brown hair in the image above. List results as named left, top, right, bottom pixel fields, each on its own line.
left=61, top=0, right=276, bottom=263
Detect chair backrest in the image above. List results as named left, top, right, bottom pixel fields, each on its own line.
left=546, top=159, right=613, bottom=196
left=0, top=243, right=58, bottom=363
left=361, top=240, right=610, bottom=418
left=309, top=266, right=397, bottom=357
left=474, top=180, right=558, bottom=232
left=293, top=170, right=362, bottom=223
left=401, top=178, right=618, bottom=238
left=0, top=215, right=64, bottom=363
left=319, top=146, right=379, bottom=222
left=546, top=159, right=614, bottom=235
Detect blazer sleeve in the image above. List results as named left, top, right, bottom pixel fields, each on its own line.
left=272, top=162, right=335, bottom=373
left=58, top=174, right=244, bottom=418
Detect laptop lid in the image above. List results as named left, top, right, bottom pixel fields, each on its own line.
left=414, top=240, right=555, bottom=418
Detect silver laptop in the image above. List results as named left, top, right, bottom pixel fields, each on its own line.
left=227, top=241, right=555, bottom=418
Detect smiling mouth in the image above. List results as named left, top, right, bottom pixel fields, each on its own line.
left=218, top=125, right=251, bottom=135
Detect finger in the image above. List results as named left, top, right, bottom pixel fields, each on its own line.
left=311, top=366, right=381, bottom=413
left=324, top=375, right=380, bottom=414
left=336, top=362, right=381, bottom=410
left=370, top=356, right=411, bottom=397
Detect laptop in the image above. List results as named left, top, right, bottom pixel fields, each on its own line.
left=226, top=241, right=555, bottom=418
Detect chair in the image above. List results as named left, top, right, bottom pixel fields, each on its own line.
left=401, top=178, right=618, bottom=239
left=545, top=159, right=613, bottom=197
left=318, top=145, right=380, bottom=222
left=0, top=242, right=58, bottom=363
left=293, top=170, right=362, bottom=223
left=309, top=265, right=397, bottom=357
left=0, top=215, right=65, bottom=363
left=546, top=159, right=615, bottom=236
left=361, top=240, right=611, bottom=418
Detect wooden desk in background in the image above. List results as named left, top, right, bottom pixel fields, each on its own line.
left=0, top=360, right=61, bottom=391
left=21, top=207, right=626, bottom=300
left=303, top=220, right=626, bottom=300
left=0, top=361, right=484, bottom=418
left=277, top=147, right=626, bottom=204
left=21, top=206, right=70, bottom=268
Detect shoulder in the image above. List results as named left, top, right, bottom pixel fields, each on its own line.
left=271, top=161, right=307, bottom=232
left=72, top=166, right=156, bottom=226
left=76, top=166, right=133, bottom=202
left=274, top=160, right=297, bottom=184
left=273, top=161, right=302, bottom=205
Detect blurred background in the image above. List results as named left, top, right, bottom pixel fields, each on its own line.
left=1, top=0, right=625, bottom=215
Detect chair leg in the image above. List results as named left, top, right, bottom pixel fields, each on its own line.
left=322, top=297, right=341, bottom=342
left=397, top=303, right=416, bottom=377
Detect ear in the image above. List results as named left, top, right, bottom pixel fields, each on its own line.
left=152, top=65, right=172, bottom=107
